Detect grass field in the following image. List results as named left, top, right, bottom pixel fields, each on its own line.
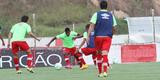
left=0, top=62, right=160, bottom=80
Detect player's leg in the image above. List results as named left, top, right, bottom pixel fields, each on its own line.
left=64, top=54, right=72, bottom=69
left=63, top=48, right=72, bottom=69
left=79, top=48, right=97, bottom=65
left=95, top=37, right=103, bottom=77
left=97, top=53, right=103, bottom=77
left=11, top=42, right=21, bottom=74
left=72, top=47, right=88, bottom=70
left=19, top=41, right=34, bottom=73
left=26, top=49, right=34, bottom=73
left=75, top=52, right=88, bottom=70
left=101, top=37, right=112, bottom=77
left=102, top=51, right=109, bottom=77
left=74, top=54, right=82, bottom=68
left=92, top=53, right=97, bottom=66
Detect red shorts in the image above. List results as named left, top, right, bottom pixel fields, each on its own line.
left=80, top=48, right=97, bottom=56
left=12, top=41, right=30, bottom=54
left=62, top=47, right=76, bottom=55
left=94, top=37, right=112, bottom=51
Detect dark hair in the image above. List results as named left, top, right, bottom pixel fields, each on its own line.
left=21, top=15, right=29, bottom=22
left=85, top=24, right=90, bottom=30
left=65, top=27, right=70, bottom=32
left=100, top=0, right=108, bottom=9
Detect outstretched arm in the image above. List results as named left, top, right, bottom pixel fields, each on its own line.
left=74, top=33, right=83, bottom=39
left=46, top=37, right=57, bottom=47
left=8, top=32, right=12, bottom=48
left=0, top=34, right=5, bottom=46
left=28, top=32, right=40, bottom=41
left=87, top=24, right=95, bottom=44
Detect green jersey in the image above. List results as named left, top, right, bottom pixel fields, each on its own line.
left=56, top=31, right=78, bottom=48
left=10, top=22, right=31, bottom=41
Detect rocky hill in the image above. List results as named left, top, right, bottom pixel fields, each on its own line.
left=0, top=0, right=160, bottom=18
left=91, top=0, right=160, bottom=18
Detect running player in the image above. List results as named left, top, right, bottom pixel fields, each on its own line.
left=76, top=24, right=97, bottom=65
left=47, top=27, right=88, bottom=70
left=87, top=1, right=117, bottom=77
left=8, top=15, right=40, bottom=74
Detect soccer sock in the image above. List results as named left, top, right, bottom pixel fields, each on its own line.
left=92, top=54, right=97, bottom=65
left=76, top=53, right=86, bottom=65
left=27, top=54, right=33, bottom=68
left=97, top=54, right=102, bottom=74
left=77, top=53, right=86, bottom=65
left=64, top=55, right=70, bottom=65
left=74, top=55, right=82, bottom=67
left=13, top=57, right=19, bottom=71
left=103, top=55, right=108, bottom=72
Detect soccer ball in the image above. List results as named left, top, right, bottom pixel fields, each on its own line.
left=54, top=63, right=62, bottom=70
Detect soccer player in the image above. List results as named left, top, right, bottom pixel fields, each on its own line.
left=76, top=24, right=97, bottom=66
left=0, top=26, right=5, bottom=46
left=47, top=27, right=88, bottom=70
left=87, top=1, right=117, bottom=77
left=8, top=15, right=40, bottom=74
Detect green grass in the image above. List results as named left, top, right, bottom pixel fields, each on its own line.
left=0, top=62, right=160, bottom=80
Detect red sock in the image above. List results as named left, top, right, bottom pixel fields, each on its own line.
left=74, top=56, right=82, bottom=67
left=76, top=53, right=86, bottom=65
left=64, top=55, right=70, bottom=65
left=27, top=54, right=33, bottom=68
left=97, top=54, right=102, bottom=74
left=103, top=55, right=108, bottom=72
left=92, top=54, right=97, bottom=65
left=13, top=58, right=19, bottom=71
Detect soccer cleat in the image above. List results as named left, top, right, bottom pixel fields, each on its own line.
left=65, top=65, right=72, bottom=69
left=16, top=70, right=22, bottom=74
left=27, top=67, right=34, bottom=73
left=98, top=73, right=103, bottom=77
left=80, top=64, right=88, bottom=70
left=103, top=72, right=108, bottom=77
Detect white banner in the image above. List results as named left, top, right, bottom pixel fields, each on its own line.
left=127, top=16, right=160, bottom=43
left=127, top=17, right=154, bottom=43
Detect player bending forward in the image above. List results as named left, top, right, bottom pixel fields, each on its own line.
left=47, top=27, right=88, bottom=70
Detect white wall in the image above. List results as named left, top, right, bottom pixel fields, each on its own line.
left=1, top=35, right=159, bottom=65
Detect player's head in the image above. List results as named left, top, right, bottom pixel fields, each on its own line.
left=65, top=27, right=71, bottom=36
left=21, top=15, right=29, bottom=22
left=100, top=0, right=108, bottom=9
left=85, top=24, right=90, bottom=31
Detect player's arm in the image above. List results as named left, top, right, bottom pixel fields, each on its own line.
left=78, top=38, right=86, bottom=49
left=75, top=37, right=86, bottom=53
left=7, top=32, right=12, bottom=48
left=87, top=13, right=96, bottom=44
left=74, top=33, right=83, bottom=39
left=87, top=24, right=95, bottom=44
left=28, top=32, right=40, bottom=41
left=46, top=37, right=57, bottom=47
left=26, top=24, right=40, bottom=41
left=0, top=34, right=5, bottom=46
left=112, top=15, right=117, bottom=34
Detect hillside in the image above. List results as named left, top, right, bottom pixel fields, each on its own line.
left=0, top=0, right=159, bottom=37
left=91, top=0, right=160, bottom=18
